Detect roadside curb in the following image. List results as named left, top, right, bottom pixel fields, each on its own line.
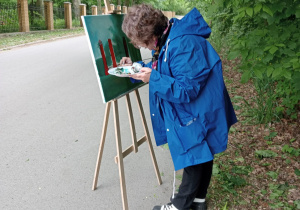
left=0, top=33, right=85, bottom=51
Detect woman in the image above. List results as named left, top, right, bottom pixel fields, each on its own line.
left=121, top=4, right=237, bottom=210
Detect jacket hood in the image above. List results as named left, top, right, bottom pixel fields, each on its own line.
left=168, top=8, right=211, bottom=41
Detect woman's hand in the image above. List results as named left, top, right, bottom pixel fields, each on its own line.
left=130, top=67, right=152, bottom=83
left=119, top=57, right=132, bottom=66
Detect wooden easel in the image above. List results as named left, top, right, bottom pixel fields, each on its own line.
left=103, top=0, right=121, bottom=14
left=89, top=34, right=162, bottom=209
left=92, top=88, right=162, bottom=210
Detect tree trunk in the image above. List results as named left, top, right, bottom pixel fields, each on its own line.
left=36, top=0, right=44, bottom=17
left=72, top=0, right=81, bottom=18
left=97, top=0, right=102, bottom=14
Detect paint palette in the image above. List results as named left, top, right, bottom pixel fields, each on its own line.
left=108, top=63, right=142, bottom=77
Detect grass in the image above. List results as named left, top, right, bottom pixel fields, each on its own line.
left=0, top=28, right=85, bottom=50
left=206, top=53, right=300, bottom=210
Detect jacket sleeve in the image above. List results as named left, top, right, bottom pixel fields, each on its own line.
left=137, top=60, right=152, bottom=68
left=149, top=37, right=215, bottom=103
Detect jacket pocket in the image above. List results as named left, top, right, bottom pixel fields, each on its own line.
left=174, top=116, right=207, bottom=154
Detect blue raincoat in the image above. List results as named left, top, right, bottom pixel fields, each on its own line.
left=139, top=8, right=237, bottom=171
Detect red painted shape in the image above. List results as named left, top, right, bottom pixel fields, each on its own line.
left=99, top=40, right=109, bottom=75
left=108, top=39, right=117, bottom=67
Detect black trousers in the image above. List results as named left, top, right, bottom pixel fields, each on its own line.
left=171, top=160, right=213, bottom=210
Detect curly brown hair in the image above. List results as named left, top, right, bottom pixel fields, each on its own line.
left=122, top=4, right=168, bottom=48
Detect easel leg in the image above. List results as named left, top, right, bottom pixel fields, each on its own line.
left=103, top=0, right=110, bottom=14
left=113, top=100, right=129, bottom=210
left=125, top=94, right=138, bottom=153
left=134, top=89, right=162, bottom=185
left=92, top=102, right=111, bottom=190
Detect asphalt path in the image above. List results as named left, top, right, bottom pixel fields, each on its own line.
left=0, top=35, right=176, bottom=210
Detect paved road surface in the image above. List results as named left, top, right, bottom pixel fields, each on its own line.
left=0, top=36, right=175, bottom=210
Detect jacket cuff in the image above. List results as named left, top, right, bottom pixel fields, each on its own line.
left=129, top=77, right=142, bottom=83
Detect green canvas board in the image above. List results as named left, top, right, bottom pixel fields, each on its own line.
left=82, top=14, right=144, bottom=103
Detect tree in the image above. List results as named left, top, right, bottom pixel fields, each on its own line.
left=97, top=0, right=102, bottom=14
left=36, top=0, right=44, bottom=16
left=72, top=0, right=81, bottom=18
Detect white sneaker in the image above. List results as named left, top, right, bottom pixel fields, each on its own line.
left=152, top=203, right=178, bottom=210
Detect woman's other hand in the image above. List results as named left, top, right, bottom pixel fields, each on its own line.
left=120, top=57, right=132, bottom=66
left=130, top=67, right=152, bottom=83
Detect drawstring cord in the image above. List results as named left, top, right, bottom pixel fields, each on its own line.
left=164, top=39, right=170, bottom=62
